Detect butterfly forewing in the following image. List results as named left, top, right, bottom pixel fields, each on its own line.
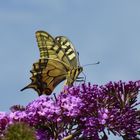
left=55, top=36, right=82, bottom=85
left=36, top=31, right=54, bottom=59
left=55, top=36, right=80, bottom=67
left=36, top=31, right=68, bottom=63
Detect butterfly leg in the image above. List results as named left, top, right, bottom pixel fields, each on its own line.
left=76, top=77, right=85, bottom=82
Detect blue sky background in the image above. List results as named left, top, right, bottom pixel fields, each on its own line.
left=0, top=1, right=140, bottom=139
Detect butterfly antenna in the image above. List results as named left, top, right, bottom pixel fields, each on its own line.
left=82, top=61, right=100, bottom=67
left=76, top=72, right=86, bottom=83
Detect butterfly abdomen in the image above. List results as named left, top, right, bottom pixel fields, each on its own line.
left=66, top=66, right=83, bottom=86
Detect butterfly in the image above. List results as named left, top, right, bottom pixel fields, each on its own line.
left=21, top=31, right=83, bottom=95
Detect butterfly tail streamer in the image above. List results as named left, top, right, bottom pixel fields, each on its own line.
left=20, top=84, right=33, bottom=91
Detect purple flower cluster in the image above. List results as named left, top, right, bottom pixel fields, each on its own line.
left=0, top=81, right=140, bottom=139
left=0, top=112, right=9, bottom=136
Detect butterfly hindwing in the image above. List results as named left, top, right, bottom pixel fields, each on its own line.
left=21, top=59, right=67, bottom=95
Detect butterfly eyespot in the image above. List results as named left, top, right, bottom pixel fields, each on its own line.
left=43, top=88, right=52, bottom=95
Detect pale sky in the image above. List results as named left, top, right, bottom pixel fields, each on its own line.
left=0, top=1, right=140, bottom=139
